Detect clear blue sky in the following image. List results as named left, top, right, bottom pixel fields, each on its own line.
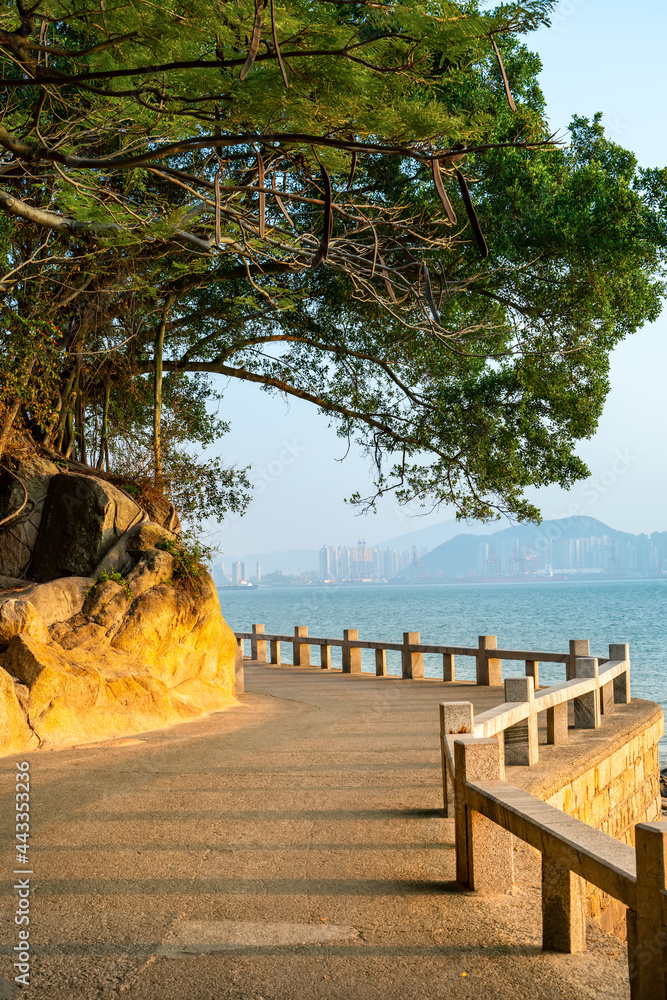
left=210, top=1, right=667, bottom=557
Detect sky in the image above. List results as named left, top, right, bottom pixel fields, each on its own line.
left=208, top=0, right=667, bottom=558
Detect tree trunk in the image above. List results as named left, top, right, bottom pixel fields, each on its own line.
left=98, top=381, right=111, bottom=469
left=0, top=357, right=36, bottom=461
left=75, top=372, right=86, bottom=465
left=153, top=300, right=172, bottom=490
left=0, top=398, right=23, bottom=461
left=53, top=369, right=77, bottom=454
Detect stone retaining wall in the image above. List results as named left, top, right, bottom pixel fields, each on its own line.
left=509, top=699, right=663, bottom=940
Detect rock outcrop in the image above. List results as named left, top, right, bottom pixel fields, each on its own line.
left=0, top=462, right=238, bottom=756
left=29, top=472, right=143, bottom=581
left=0, top=455, right=59, bottom=578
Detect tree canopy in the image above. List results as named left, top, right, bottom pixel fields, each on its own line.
left=1, top=0, right=665, bottom=528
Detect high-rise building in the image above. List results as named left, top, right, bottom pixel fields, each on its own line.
left=320, top=545, right=337, bottom=580
left=256, top=560, right=261, bottom=581
left=232, top=561, right=243, bottom=586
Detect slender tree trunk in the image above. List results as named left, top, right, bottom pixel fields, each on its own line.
left=63, top=405, right=75, bottom=459
left=75, top=371, right=86, bottom=465
left=98, top=381, right=111, bottom=469
left=0, top=357, right=36, bottom=461
left=0, top=398, right=23, bottom=462
left=153, top=299, right=172, bottom=491
left=54, top=369, right=77, bottom=453
left=63, top=370, right=78, bottom=459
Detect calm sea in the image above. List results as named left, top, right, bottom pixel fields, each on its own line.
left=217, top=579, right=667, bottom=764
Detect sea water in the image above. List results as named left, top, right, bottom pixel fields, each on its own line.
left=217, top=579, right=667, bottom=764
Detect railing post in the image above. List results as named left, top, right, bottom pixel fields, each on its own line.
left=573, top=657, right=600, bottom=729
left=547, top=702, right=569, bottom=745
left=250, top=623, right=266, bottom=662
left=525, top=659, right=539, bottom=690
left=402, top=631, right=423, bottom=679
left=320, top=644, right=331, bottom=669
left=293, top=626, right=310, bottom=667
left=235, top=638, right=245, bottom=695
left=568, top=639, right=590, bottom=680
left=342, top=629, right=362, bottom=673
left=601, top=674, right=615, bottom=716
left=541, top=857, right=586, bottom=954
left=476, top=635, right=501, bottom=686
left=270, top=639, right=281, bottom=664
left=610, top=642, right=631, bottom=705
left=443, top=652, right=455, bottom=682
left=439, top=702, right=474, bottom=817
left=453, top=736, right=514, bottom=891
left=375, top=648, right=387, bottom=676
left=503, top=676, right=538, bottom=766
left=628, top=822, right=667, bottom=999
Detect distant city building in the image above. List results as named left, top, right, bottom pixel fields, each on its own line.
left=256, top=560, right=261, bottom=582
left=318, top=541, right=412, bottom=582
left=232, top=561, right=244, bottom=586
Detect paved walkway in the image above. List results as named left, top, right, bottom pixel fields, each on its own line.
left=0, top=663, right=629, bottom=999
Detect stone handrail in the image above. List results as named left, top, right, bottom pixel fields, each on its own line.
left=439, top=650, right=631, bottom=816
left=452, top=735, right=666, bottom=999
left=235, top=624, right=604, bottom=686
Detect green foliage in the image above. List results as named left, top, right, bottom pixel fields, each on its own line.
left=0, top=1, right=665, bottom=525
left=88, top=571, right=133, bottom=603
left=157, top=531, right=212, bottom=596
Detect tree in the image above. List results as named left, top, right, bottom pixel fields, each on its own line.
left=0, top=1, right=665, bottom=527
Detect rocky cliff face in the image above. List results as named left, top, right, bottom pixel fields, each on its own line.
left=0, top=459, right=238, bottom=756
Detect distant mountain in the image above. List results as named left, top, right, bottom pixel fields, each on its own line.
left=373, top=517, right=500, bottom=552
left=420, top=516, right=667, bottom=580
left=217, top=517, right=499, bottom=580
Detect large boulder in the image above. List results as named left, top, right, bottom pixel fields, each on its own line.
left=0, top=599, right=49, bottom=650
left=29, top=473, right=142, bottom=581
left=0, top=455, right=59, bottom=578
left=0, top=666, right=39, bottom=755
left=0, top=563, right=238, bottom=752
left=23, top=577, right=90, bottom=625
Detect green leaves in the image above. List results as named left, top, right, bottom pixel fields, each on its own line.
left=0, top=1, right=664, bottom=528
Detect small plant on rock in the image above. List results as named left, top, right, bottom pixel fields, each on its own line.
left=87, top=570, right=133, bottom=603
left=156, top=531, right=212, bottom=597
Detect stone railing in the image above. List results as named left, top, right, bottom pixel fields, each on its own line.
left=438, top=648, right=631, bottom=786
left=450, top=733, right=666, bottom=999
left=235, top=623, right=615, bottom=687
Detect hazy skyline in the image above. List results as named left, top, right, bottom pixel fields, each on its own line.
left=208, top=1, right=667, bottom=556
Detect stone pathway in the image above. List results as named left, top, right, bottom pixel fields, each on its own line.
left=0, top=663, right=629, bottom=999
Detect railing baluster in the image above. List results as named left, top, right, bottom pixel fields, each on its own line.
left=342, top=628, right=361, bottom=673
left=402, top=631, right=423, bottom=679
left=476, top=634, right=501, bottom=686
left=454, top=736, right=514, bottom=891
left=547, top=702, right=569, bottom=745
left=439, top=701, right=474, bottom=817
left=626, top=823, right=667, bottom=999
left=525, top=658, right=539, bottom=690
left=573, top=656, right=601, bottom=729
left=251, top=623, right=266, bottom=663
left=568, top=638, right=590, bottom=680
left=503, top=676, right=538, bottom=766
left=293, top=625, right=310, bottom=667
left=610, top=643, right=631, bottom=704
left=541, top=857, right=586, bottom=953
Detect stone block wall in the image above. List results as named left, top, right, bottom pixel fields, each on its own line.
left=512, top=700, right=663, bottom=941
